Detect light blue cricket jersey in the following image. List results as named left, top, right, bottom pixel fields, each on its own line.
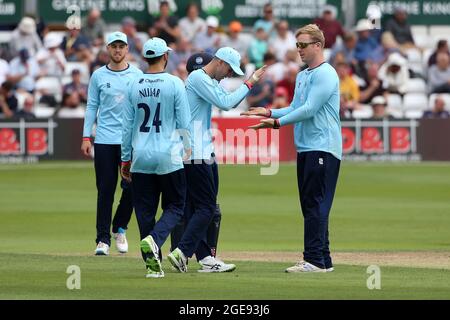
left=186, top=69, right=249, bottom=159
left=83, top=64, right=142, bottom=144
left=121, top=72, right=191, bottom=175
left=271, top=62, right=342, bottom=160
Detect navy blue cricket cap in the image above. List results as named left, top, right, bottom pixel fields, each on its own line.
left=186, top=52, right=213, bottom=73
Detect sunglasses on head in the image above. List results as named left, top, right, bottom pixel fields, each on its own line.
left=296, top=41, right=319, bottom=49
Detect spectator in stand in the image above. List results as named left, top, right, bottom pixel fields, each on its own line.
left=248, top=27, right=269, bottom=68
left=149, top=1, right=180, bottom=46
left=10, top=16, right=43, bottom=57
left=121, top=16, right=144, bottom=66
left=276, top=64, right=299, bottom=103
left=284, top=48, right=303, bottom=67
left=179, top=2, right=206, bottom=42
left=354, top=19, right=384, bottom=64
left=312, top=5, right=345, bottom=49
left=63, top=69, right=88, bottom=105
left=246, top=72, right=274, bottom=108
left=264, top=52, right=286, bottom=83
left=193, top=16, right=221, bottom=54
left=0, top=54, right=9, bottom=85
left=166, top=38, right=193, bottom=74
left=428, top=52, right=450, bottom=94
left=428, top=40, right=450, bottom=67
left=336, top=62, right=360, bottom=118
left=378, top=52, right=410, bottom=95
left=384, top=7, right=416, bottom=51
left=90, top=49, right=110, bottom=74
left=359, top=61, right=385, bottom=105
left=254, top=3, right=277, bottom=37
left=81, top=8, right=106, bottom=48
left=36, top=33, right=66, bottom=78
left=269, top=86, right=290, bottom=109
left=329, top=32, right=357, bottom=68
left=61, top=17, right=93, bottom=63
left=14, top=93, right=36, bottom=120
left=0, top=81, right=18, bottom=119
left=223, top=21, right=249, bottom=58
left=269, top=20, right=297, bottom=62
left=7, top=48, right=41, bottom=94
left=370, top=95, right=393, bottom=120
left=423, top=95, right=450, bottom=119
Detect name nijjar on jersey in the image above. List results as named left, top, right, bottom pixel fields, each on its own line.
left=139, top=88, right=161, bottom=99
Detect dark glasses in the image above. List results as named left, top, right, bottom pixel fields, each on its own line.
left=296, top=41, right=319, bottom=49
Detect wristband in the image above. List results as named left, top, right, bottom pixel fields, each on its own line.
left=82, top=137, right=91, bottom=141
left=265, top=109, right=272, bottom=118
left=121, top=161, right=131, bottom=166
left=273, top=119, right=281, bottom=129
left=244, top=80, right=253, bottom=90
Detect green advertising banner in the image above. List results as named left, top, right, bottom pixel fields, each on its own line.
left=356, top=0, right=450, bottom=25
left=38, top=0, right=342, bottom=27
left=0, top=0, right=23, bottom=24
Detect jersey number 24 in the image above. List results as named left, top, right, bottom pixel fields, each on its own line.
left=138, top=103, right=161, bottom=133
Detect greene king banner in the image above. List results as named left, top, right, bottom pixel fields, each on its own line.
left=1, top=118, right=450, bottom=163
left=38, top=0, right=342, bottom=26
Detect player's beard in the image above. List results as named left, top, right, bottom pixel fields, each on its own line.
left=110, top=54, right=125, bottom=64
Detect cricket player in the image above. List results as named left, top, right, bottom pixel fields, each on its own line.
left=242, top=24, right=342, bottom=272
left=170, top=52, right=223, bottom=257
left=167, top=47, right=267, bottom=273
left=121, top=37, right=191, bottom=278
left=81, top=32, right=142, bottom=256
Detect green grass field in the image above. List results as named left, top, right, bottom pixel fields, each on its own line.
left=1, top=161, right=450, bottom=299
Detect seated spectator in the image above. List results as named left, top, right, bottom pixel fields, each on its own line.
left=312, top=5, right=345, bottom=49
left=14, top=93, right=36, bottom=120
left=61, top=18, right=93, bottom=63
left=0, top=81, right=18, bottom=119
left=246, top=73, right=274, bottom=108
left=423, top=95, right=450, bottom=119
left=253, top=3, right=276, bottom=37
left=0, top=55, right=9, bottom=85
left=268, top=20, right=296, bottom=62
left=428, top=40, right=450, bottom=67
left=81, top=8, right=106, bottom=48
left=149, top=0, right=180, bottom=46
left=359, top=61, right=385, bottom=104
left=378, top=52, right=409, bottom=95
left=269, top=87, right=290, bottom=109
left=354, top=19, right=384, bottom=64
left=336, top=62, right=360, bottom=118
left=428, top=52, right=450, bottom=94
left=121, top=16, right=145, bottom=69
left=63, top=69, right=88, bottom=105
left=166, top=38, right=193, bottom=74
left=380, top=31, right=403, bottom=60
left=9, top=16, right=43, bottom=57
left=384, top=7, right=416, bottom=51
left=370, top=95, right=394, bottom=120
left=193, top=16, right=221, bottom=54
left=264, top=52, right=286, bottom=83
left=248, top=27, right=268, bottom=68
left=276, top=64, right=299, bottom=102
left=179, top=2, right=206, bottom=42
left=223, top=21, right=249, bottom=59
left=36, top=33, right=66, bottom=78
left=90, top=49, right=110, bottom=74
left=330, top=32, right=357, bottom=68
left=173, top=62, right=189, bottom=81
left=7, top=48, right=41, bottom=94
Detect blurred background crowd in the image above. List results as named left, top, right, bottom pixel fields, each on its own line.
left=0, top=1, right=449, bottom=121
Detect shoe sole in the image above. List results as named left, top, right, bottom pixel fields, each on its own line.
left=197, top=265, right=237, bottom=273
left=146, top=272, right=165, bottom=278
left=95, top=251, right=108, bottom=256
left=168, top=253, right=187, bottom=273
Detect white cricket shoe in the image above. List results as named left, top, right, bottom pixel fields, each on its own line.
left=285, top=261, right=326, bottom=273
left=198, top=256, right=236, bottom=273
left=326, top=267, right=334, bottom=272
left=95, top=242, right=110, bottom=256
left=113, top=228, right=128, bottom=253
